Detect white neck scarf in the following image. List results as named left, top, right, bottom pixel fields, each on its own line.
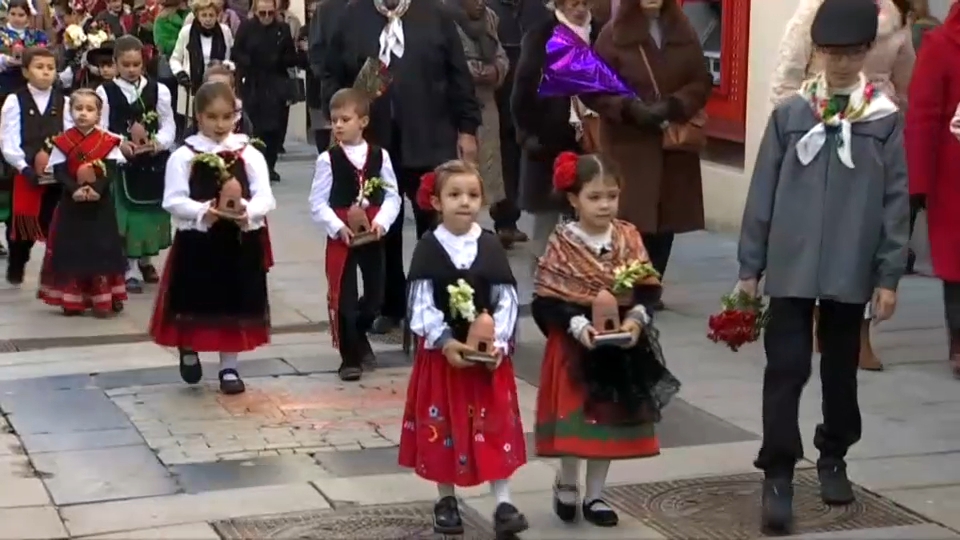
left=796, top=73, right=898, bottom=168
left=376, top=0, right=411, bottom=67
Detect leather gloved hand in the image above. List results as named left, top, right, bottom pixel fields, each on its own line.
left=647, top=100, right=673, bottom=123
left=19, top=166, right=37, bottom=185
left=625, top=99, right=664, bottom=129
left=175, top=71, right=190, bottom=87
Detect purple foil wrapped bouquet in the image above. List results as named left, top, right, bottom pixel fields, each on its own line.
left=537, top=24, right=636, bottom=98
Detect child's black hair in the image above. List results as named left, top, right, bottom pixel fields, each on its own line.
left=113, top=35, right=144, bottom=59
left=194, top=81, right=235, bottom=114
left=556, top=153, right=617, bottom=195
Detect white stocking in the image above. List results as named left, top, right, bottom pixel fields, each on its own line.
left=585, top=459, right=611, bottom=510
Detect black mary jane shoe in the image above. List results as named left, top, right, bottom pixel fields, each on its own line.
left=0, top=243, right=7, bottom=257
left=178, top=349, right=203, bottom=384
left=553, top=483, right=579, bottom=523
left=125, top=277, right=143, bottom=294
left=139, top=264, right=160, bottom=284
left=433, top=495, right=464, bottom=535
left=338, top=364, right=362, bottom=382
left=493, top=502, right=529, bottom=538
left=112, top=300, right=124, bottom=313
left=582, top=499, right=619, bottom=527
left=218, top=369, right=246, bottom=395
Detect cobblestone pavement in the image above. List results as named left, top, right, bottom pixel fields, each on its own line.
left=109, top=369, right=538, bottom=465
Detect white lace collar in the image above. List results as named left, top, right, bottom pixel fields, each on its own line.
left=434, top=222, right=482, bottom=245
left=183, top=133, right=251, bottom=153
left=565, top=221, right=612, bottom=254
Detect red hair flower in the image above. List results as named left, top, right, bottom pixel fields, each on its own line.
left=552, top=151, right=579, bottom=192
left=416, top=171, right=437, bottom=211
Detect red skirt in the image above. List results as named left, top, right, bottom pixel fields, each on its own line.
left=535, top=330, right=660, bottom=459
left=36, top=208, right=126, bottom=313
left=398, top=344, right=527, bottom=486
left=148, top=240, right=270, bottom=353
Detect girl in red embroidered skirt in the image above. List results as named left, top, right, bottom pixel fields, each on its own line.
left=37, top=89, right=127, bottom=317
left=149, top=82, right=276, bottom=395
left=398, top=161, right=528, bottom=538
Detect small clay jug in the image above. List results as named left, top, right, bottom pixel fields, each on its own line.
left=217, top=177, right=243, bottom=217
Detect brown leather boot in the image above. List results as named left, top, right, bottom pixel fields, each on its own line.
left=858, top=321, right=883, bottom=371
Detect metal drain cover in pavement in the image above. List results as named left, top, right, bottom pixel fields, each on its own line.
left=212, top=502, right=490, bottom=539
left=603, top=469, right=928, bottom=539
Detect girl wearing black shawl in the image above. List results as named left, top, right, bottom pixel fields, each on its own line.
left=168, top=0, right=232, bottom=94
left=531, top=152, right=680, bottom=529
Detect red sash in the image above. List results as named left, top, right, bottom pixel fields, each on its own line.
left=13, top=129, right=120, bottom=241
left=325, top=204, right=380, bottom=348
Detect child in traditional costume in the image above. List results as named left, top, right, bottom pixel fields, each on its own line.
left=532, top=152, right=680, bottom=528
left=73, top=43, right=117, bottom=89
left=0, top=47, right=70, bottom=285
left=200, top=64, right=273, bottom=269
left=398, top=160, right=528, bottom=538
left=96, top=35, right=175, bottom=293
left=0, top=0, right=49, bottom=98
left=0, top=0, right=49, bottom=259
left=737, top=0, right=909, bottom=533
left=149, top=81, right=275, bottom=395
left=308, top=88, right=401, bottom=381
left=37, top=88, right=127, bottom=316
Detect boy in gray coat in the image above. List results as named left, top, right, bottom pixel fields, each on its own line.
left=736, top=0, right=910, bottom=534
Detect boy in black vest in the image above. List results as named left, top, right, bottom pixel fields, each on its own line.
left=0, top=47, right=69, bottom=284
left=308, top=88, right=402, bottom=382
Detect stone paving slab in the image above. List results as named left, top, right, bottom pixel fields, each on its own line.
left=31, top=444, right=179, bottom=505
left=84, top=522, right=221, bottom=540
left=60, top=483, right=331, bottom=537
left=170, top=454, right=331, bottom=494
left=0, top=506, right=67, bottom=539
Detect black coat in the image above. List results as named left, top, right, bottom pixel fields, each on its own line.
left=511, top=16, right=601, bottom=212
left=321, top=0, right=482, bottom=171
left=233, top=18, right=299, bottom=132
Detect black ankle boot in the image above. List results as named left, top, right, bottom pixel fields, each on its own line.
left=818, top=461, right=855, bottom=505
left=178, top=349, right=202, bottom=384
left=493, top=502, right=528, bottom=538
left=761, top=477, right=794, bottom=535
left=433, top=496, right=463, bottom=535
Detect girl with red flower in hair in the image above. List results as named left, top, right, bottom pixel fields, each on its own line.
left=531, top=151, right=680, bottom=529
left=398, top=159, right=527, bottom=538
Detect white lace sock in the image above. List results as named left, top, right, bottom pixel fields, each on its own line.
left=585, top=459, right=612, bottom=510
left=556, top=457, right=580, bottom=505
left=437, top=483, right=455, bottom=500
left=489, top=479, right=511, bottom=505
left=125, top=259, right=142, bottom=280
left=218, top=352, right=239, bottom=380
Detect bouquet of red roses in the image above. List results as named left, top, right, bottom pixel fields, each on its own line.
left=707, top=290, right=769, bottom=352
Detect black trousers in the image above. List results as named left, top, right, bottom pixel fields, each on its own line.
left=642, top=232, right=675, bottom=278
left=380, top=167, right=435, bottom=320
left=279, top=105, right=290, bottom=150
left=755, top=297, right=864, bottom=477
left=256, top=129, right=283, bottom=175
left=943, top=281, right=960, bottom=332
left=338, top=241, right=386, bottom=366
left=490, top=83, right=521, bottom=230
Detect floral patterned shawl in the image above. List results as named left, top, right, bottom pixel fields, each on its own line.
left=535, top=219, right=660, bottom=306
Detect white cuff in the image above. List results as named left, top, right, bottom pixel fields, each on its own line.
left=568, top=315, right=590, bottom=338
